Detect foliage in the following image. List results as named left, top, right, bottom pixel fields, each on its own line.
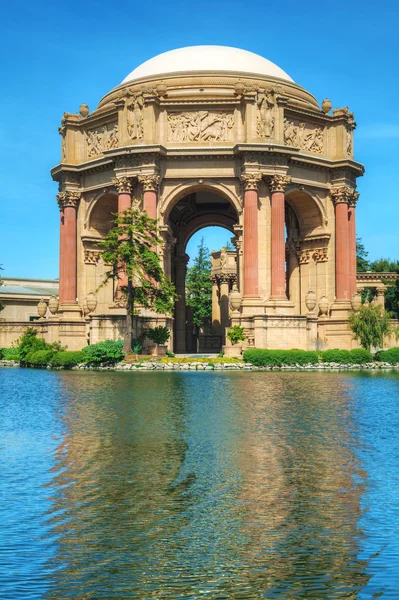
left=15, top=327, right=62, bottom=363
left=83, top=340, right=125, bottom=365
left=3, top=347, right=20, bottom=361
left=321, top=349, right=372, bottom=364
left=166, top=351, right=175, bottom=358
left=25, top=350, right=55, bottom=367
left=99, top=207, right=177, bottom=352
left=349, top=303, right=392, bottom=350
left=131, top=338, right=143, bottom=356
left=222, top=239, right=234, bottom=250
left=186, top=237, right=212, bottom=331
left=243, top=349, right=319, bottom=366
left=374, top=347, right=399, bottom=364
left=0, top=347, right=5, bottom=359
left=356, top=237, right=369, bottom=272
left=146, top=326, right=170, bottom=345
left=227, top=325, right=246, bottom=345
left=50, top=351, right=86, bottom=368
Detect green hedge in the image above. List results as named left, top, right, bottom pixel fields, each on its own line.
left=243, top=349, right=319, bottom=366
left=3, top=347, right=20, bottom=361
left=83, top=340, right=124, bottom=365
left=375, top=347, right=399, bottom=364
left=0, top=348, right=5, bottom=359
left=25, top=350, right=55, bottom=367
left=321, top=349, right=372, bottom=364
left=49, top=351, right=86, bottom=369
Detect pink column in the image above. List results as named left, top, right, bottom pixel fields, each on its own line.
left=139, top=174, right=160, bottom=219
left=269, top=175, right=291, bottom=299
left=112, top=177, right=133, bottom=290
left=58, top=192, right=80, bottom=304
left=332, top=187, right=351, bottom=301
left=348, top=191, right=359, bottom=297
left=241, top=174, right=262, bottom=297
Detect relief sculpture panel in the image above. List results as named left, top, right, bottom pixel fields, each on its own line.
left=167, top=111, right=234, bottom=142
left=86, top=124, right=118, bottom=157
left=284, top=118, right=324, bottom=154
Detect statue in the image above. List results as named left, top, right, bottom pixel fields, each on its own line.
left=126, top=92, right=144, bottom=140
left=256, top=89, right=275, bottom=138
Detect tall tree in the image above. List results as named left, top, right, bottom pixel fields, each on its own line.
left=369, top=258, right=399, bottom=318
left=186, top=237, right=212, bottom=332
left=99, top=207, right=177, bottom=352
left=356, top=237, right=369, bottom=272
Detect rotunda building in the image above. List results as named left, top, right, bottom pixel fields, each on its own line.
left=51, top=45, right=364, bottom=352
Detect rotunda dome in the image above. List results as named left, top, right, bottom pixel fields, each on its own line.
left=121, top=45, right=294, bottom=84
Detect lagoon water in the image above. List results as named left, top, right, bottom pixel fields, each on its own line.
left=1, top=369, right=399, bottom=598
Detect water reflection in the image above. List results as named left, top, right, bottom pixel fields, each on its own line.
left=1, top=370, right=399, bottom=598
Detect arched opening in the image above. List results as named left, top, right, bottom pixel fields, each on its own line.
left=89, top=192, right=118, bottom=235
left=166, top=188, right=239, bottom=354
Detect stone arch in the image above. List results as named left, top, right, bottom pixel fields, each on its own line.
left=86, top=190, right=118, bottom=235
left=160, top=180, right=242, bottom=220
left=285, top=185, right=326, bottom=236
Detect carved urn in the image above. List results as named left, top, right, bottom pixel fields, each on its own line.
left=351, top=292, right=362, bottom=312
left=48, top=295, right=59, bottom=315
left=321, top=98, right=332, bottom=114
left=37, top=298, right=47, bottom=319
left=79, top=103, right=89, bottom=118
left=305, top=289, right=317, bottom=313
left=318, top=295, right=329, bottom=316
left=229, top=285, right=242, bottom=313
left=85, top=292, right=98, bottom=314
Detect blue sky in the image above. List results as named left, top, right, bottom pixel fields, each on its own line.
left=0, top=0, right=398, bottom=278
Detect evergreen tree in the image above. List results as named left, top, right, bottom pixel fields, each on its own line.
left=356, top=237, right=369, bottom=272
left=186, top=237, right=212, bottom=331
left=99, top=207, right=177, bottom=352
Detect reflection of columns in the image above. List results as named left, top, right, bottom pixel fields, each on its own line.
left=241, top=174, right=262, bottom=297
left=174, top=253, right=189, bottom=353
left=112, top=177, right=133, bottom=290
left=286, top=240, right=300, bottom=312
left=219, top=274, right=230, bottom=333
left=211, top=275, right=221, bottom=331
left=57, top=191, right=80, bottom=304
left=332, top=187, right=352, bottom=301
left=348, top=192, right=359, bottom=298
left=269, top=175, right=291, bottom=299
left=138, top=174, right=161, bottom=220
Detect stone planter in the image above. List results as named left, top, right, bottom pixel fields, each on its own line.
left=37, top=298, right=47, bottom=319
left=222, top=344, right=242, bottom=358
left=151, top=344, right=167, bottom=357
left=318, top=295, right=329, bottom=316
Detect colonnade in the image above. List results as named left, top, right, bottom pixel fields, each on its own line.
left=331, top=186, right=359, bottom=301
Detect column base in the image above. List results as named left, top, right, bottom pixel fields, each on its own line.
left=58, top=302, right=84, bottom=321
left=265, top=298, right=295, bottom=316
left=330, top=301, right=352, bottom=320
left=241, top=295, right=264, bottom=316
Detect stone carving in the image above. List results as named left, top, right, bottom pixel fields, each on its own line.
left=284, top=119, right=324, bottom=153
left=241, top=173, right=262, bottom=191
left=346, top=125, right=353, bottom=156
left=331, top=186, right=356, bottom=204
left=268, top=318, right=302, bottom=327
left=138, top=174, right=161, bottom=192
left=256, top=89, right=275, bottom=138
left=57, top=191, right=81, bottom=210
left=58, top=123, right=67, bottom=161
left=167, top=111, right=234, bottom=142
left=268, top=175, right=291, bottom=193
left=84, top=250, right=100, bottom=265
left=126, top=92, right=144, bottom=140
left=112, top=176, right=133, bottom=194
left=132, top=197, right=143, bottom=211
left=313, top=248, right=328, bottom=262
left=86, top=124, right=118, bottom=157
left=297, top=249, right=311, bottom=265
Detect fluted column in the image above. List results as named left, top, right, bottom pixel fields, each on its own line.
left=241, top=174, right=262, bottom=297
left=269, top=175, right=291, bottom=299
left=112, top=177, right=133, bottom=290
left=57, top=191, right=80, bottom=304
left=348, top=191, right=359, bottom=298
left=211, top=275, right=221, bottom=332
left=332, top=187, right=353, bottom=301
left=139, top=174, right=161, bottom=220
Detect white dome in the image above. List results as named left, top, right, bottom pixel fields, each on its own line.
left=122, top=45, right=294, bottom=84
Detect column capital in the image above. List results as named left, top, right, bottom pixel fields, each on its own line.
left=138, top=174, right=161, bottom=192
left=331, top=186, right=355, bottom=205
left=241, top=173, right=262, bottom=191
left=112, top=176, right=133, bottom=194
left=268, top=174, right=291, bottom=193
left=57, top=191, right=81, bottom=210
left=349, top=190, right=360, bottom=207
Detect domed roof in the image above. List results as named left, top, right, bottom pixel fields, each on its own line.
left=121, top=45, right=294, bottom=84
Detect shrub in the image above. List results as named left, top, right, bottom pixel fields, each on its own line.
left=50, top=351, right=86, bottom=369
left=83, top=340, right=124, bottom=365
left=321, top=349, right=372, bottom=364
left=349, top=348, right=373, bottom=364
left=131, top=338, right=143, bottom=356
left=227, top=325, right=246, bottom=345
left=0, top=348, right=5, bottom=359
left=25, top=350, right=54, bottom=367
left=146, top=326, right=170, bottom=345
left=375, top=347, right=399, bottom=364
left=3, top=347, right=20, bottom=361
left=349, top=304, right=392, bottom=350
left=243, top=349, right=319, bottom=366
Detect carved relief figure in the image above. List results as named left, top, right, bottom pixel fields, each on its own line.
left=86, top=124, right=119, bottom=157
left=126, top=92, right=144, bottom=140
left=284, top=119, right=324, bottom=154
left=167, top=111, right=234, bottom=142
left=303, top=126, right=323, bottom=153
left=256, top=89, right=275, bottom=138
left=346, top=126, right=353, bottom=155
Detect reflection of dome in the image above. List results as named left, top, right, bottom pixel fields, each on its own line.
left=122, top=45, right=294, bottom=84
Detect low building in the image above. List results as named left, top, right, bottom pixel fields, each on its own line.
left=0, top=277, right=59, bottom=322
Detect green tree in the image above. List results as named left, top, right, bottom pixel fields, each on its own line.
left=356, top=237, right=369, bottom=272
left=349, top=303, right=392, bottom=350
left=99, top=207, right=177, bottom=353
left=366, top=258, right=399, bottom=318
left=186, top=237, right=212, bottom=332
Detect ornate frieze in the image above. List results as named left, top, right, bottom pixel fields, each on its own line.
left=241, top=173, right=262, bottom=191
left=268, top=318, right=302, bottom=327
left=313, top=247, right=328, bottom=263
left=256, top=89, right=275, bottom=139
left=58, top=171, right=80, bottom=187
left=297, top=249, right=311, bottom=265
left=167, top=111, right=234, bottom=142
left=86, top=124, right=118, bottom=157
left=284, top=119, right=324, bottom=154
left=138, top=174, right=161, bottom=192
left=268, top=174, right=291, bottom=193
left=57, top=191, right=81, bottom=210
left=84, top=250, right=101, bottom=265
left=112, top=176, right=133, bottom=194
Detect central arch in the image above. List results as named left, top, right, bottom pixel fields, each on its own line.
left=164, top=186, right=240, bottom=354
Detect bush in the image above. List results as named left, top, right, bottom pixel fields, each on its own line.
left=0, top=348, right=5, bottom=359
left=375, top=347, right=399, bottom=364
left=349, top=348, right=373, bottom=364
left=50, top=351, right=86, bottom=369
left=25, top=350, right=54, bottom=367
left=349, top=304, right=392, bottom=350
left=83, top=340, right=124, bottom=365
left=321, top=349, right=372, bottom=364
left=146, top=326, right=170, bottom=345
left=3, top=347, right=20, bottom=361
left=227, top=325, right=246, bottom=345
left=243, top=349, right=319, bottom=366
left=16, top=327, right=51, bottom=363
left=131, top=338, right=143, bottom=356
